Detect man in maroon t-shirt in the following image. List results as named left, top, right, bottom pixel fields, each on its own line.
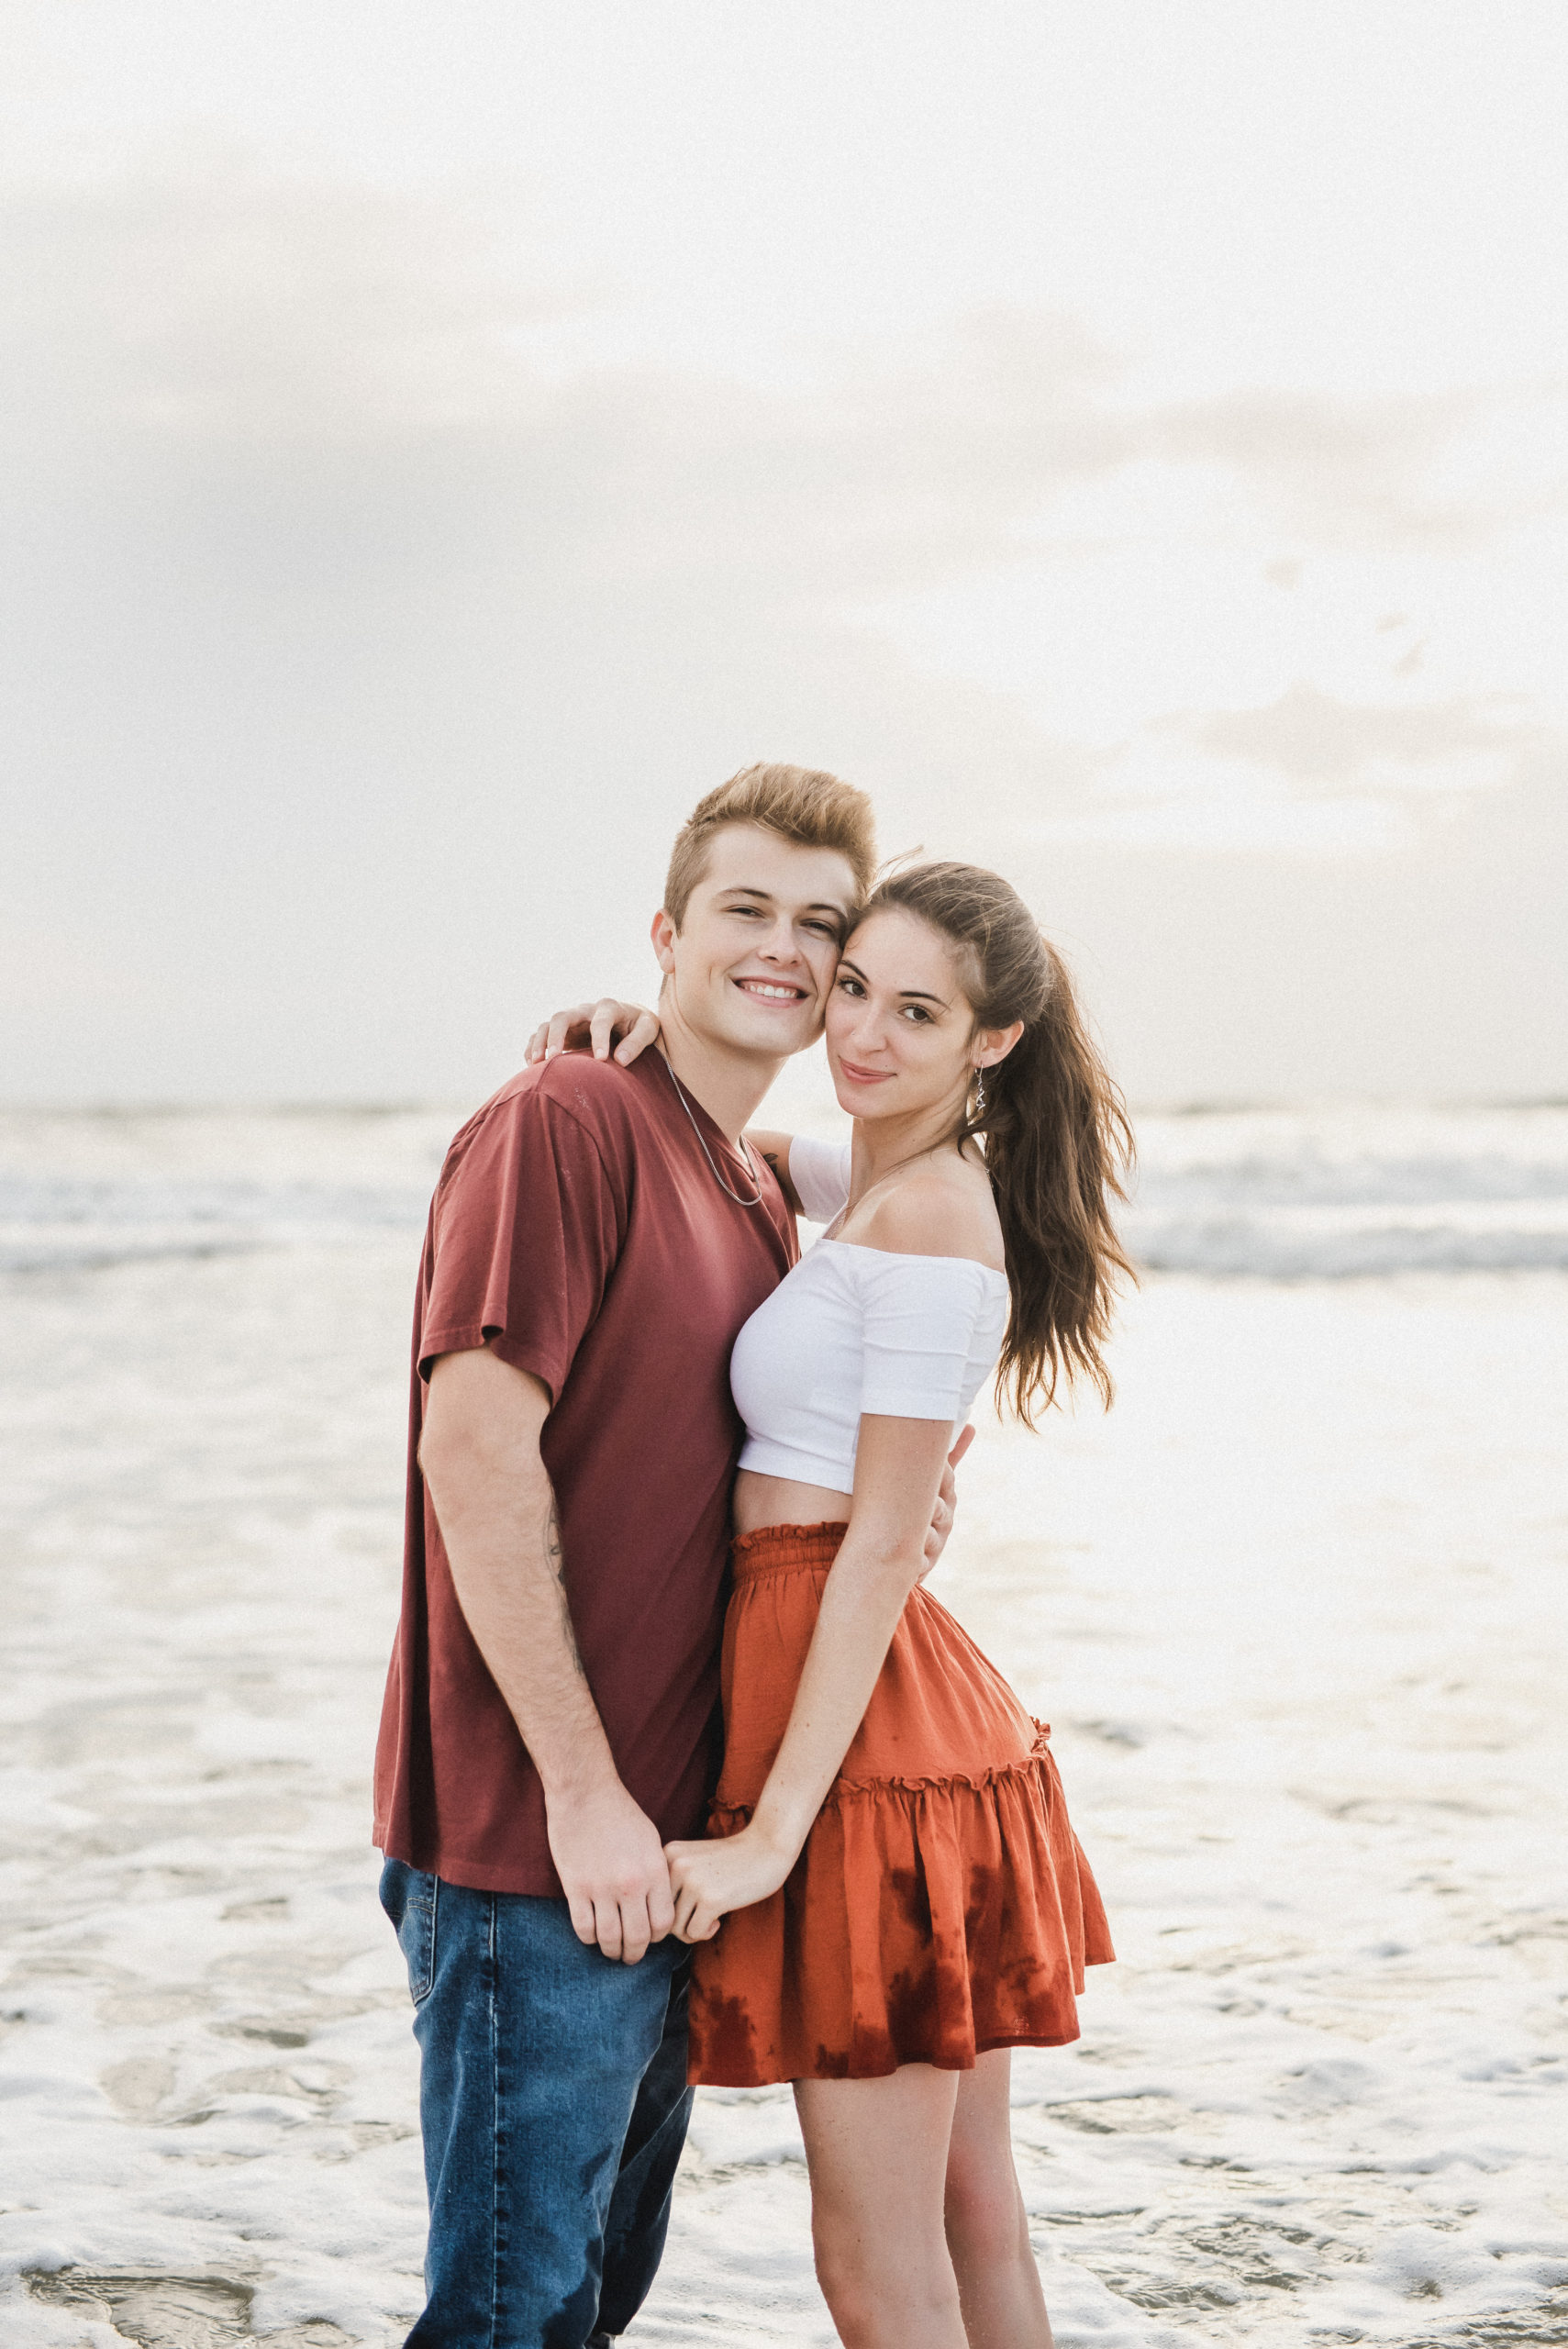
left=375, top=766, right=905, bottom=2347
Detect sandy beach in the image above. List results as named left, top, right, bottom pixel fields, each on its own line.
left=1, top=1104, right=1564, bottom=2347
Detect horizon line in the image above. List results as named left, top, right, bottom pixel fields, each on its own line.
left=2, top=1093, right=1565, bottom=1120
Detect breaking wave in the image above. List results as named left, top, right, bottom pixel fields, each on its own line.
left=1123, top=1106, right=1568, bottom=1278
left=2, top=1101, right=1565, bottom=1281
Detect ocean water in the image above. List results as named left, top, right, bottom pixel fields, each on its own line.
left=0, top=1102, right=1564, bottom=2347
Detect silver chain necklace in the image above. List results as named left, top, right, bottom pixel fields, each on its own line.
left=661, top=1052, right=767, bottom=1208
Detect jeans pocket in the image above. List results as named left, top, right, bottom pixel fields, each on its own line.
left=379, top=1858, right=438, bottom=2005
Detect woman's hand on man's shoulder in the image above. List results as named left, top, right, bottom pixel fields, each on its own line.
left=524, top=999, right=662, bottom=1068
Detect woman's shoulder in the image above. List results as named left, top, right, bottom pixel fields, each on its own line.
left=852, top=1167, right=1006, bottom=1275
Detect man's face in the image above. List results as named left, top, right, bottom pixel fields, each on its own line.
left=652, top=823, right=859, bottom=1061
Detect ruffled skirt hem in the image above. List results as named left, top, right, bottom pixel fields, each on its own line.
left=689, top=1725, right=1114, bottom=2087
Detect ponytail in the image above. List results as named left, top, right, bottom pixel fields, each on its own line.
left=860, top=865, right=1134, bottom=1418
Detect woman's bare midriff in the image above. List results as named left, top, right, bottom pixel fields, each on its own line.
left=732, top=1466, right=853, bottom=1539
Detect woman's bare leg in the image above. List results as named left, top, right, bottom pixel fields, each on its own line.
left=795, top=2065, right=968, bottom=2349
left=944, top=2051, right=1054, bottom=2348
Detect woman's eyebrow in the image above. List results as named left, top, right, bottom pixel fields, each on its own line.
left=837, top=957, right=950, bottom=1007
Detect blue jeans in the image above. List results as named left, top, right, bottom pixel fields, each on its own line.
left=380, top=1861, right=694, bottom=2348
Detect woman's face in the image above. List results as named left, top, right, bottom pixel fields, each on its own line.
left=825, top=907, right=983, bottom=1125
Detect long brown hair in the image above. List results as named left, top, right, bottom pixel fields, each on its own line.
left=857, top=862, right=1135, bottom=1418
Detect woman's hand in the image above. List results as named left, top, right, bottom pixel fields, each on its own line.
left=663, top=1822, right=797, bottom=1943
left=919, top=1422, right=973, bottom=1582
left=524, top=999, right=662, bottom=1067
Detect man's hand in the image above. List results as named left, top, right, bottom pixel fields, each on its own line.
left=548, top=1779, right=676, bottom=1965
left=920, top=1423, right=973, bottom=1581
left=524, top=999, right=662, bottom=1068
left=422, top=1348, right=673, bottom=1966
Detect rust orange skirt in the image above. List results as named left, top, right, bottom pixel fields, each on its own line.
left=687, top=1521, right=1114, bottom=2087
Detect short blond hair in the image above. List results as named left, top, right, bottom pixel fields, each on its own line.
left=663, top=763, right=878, bottom=929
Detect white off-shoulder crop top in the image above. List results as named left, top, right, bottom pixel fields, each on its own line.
left=729, top=1134, right=1010, bottom=1494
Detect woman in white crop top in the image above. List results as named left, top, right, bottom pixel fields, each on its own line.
left=539, top=860, right=1131, bottom=2349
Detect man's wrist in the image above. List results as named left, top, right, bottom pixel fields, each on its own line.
left=537, top=1740, right=623, bottom=1808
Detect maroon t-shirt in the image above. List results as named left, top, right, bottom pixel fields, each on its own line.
left=373, top=1052, right=797, bottom=1896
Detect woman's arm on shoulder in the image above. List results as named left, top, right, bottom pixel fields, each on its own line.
left=773, top=1130, right=856, bottom=1227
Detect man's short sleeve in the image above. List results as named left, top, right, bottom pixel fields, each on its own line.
left=417, top=1086, right=624, bottom=1401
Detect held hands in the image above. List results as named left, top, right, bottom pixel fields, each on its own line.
left=525, top=999, right=662, bottom=1068
left=546, top=1777, right=675, bottom=1965
left=660, top=1429, right=973, bottom=1943
left=664, top=1820, right=797, bottom=1944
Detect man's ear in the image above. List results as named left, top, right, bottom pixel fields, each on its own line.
left=650, top=908, right=678, bottom=974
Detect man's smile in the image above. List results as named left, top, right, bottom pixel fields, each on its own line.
left=733, top=977, right=808, bottom=1003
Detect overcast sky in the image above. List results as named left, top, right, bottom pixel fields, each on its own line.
left=3, top=0, right=1564, bottom=1107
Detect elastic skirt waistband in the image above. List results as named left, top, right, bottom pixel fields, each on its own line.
left=729, top=1520, right=849, bottom=1582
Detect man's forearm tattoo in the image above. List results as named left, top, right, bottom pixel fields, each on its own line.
left=542, top=1499, right=589, bottom=1680
left=761, top=1149, right=800, bottom=1213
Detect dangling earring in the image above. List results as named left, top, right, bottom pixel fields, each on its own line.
left=973, top=1068, right=986, bottom=1117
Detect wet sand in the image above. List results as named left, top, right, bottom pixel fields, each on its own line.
left=1, top=1113, right=1565, bottom=2345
